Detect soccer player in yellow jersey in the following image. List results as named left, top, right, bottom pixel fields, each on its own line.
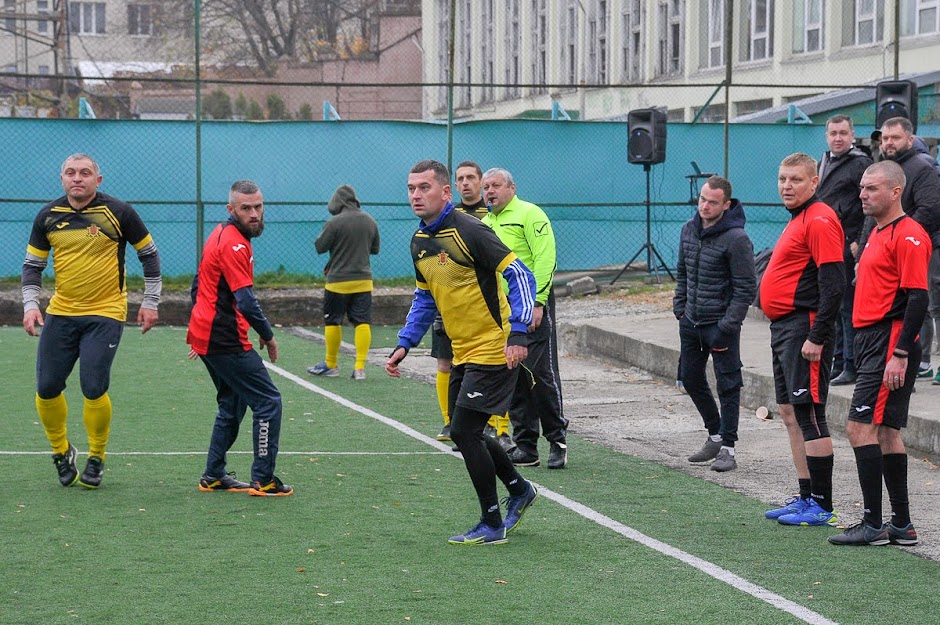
left=387, top=160, right=539, bottom=545
left=22, top=153, right=162, bottom=488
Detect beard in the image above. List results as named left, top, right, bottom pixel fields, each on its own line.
left=234, top=217, right=264, bottom=239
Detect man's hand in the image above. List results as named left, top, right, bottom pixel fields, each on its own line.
left=505, top=344, right=528, bottom=369
left=386, top=347, right=407, bottom=378
left=528, top=306, right=544, bottom=333
left=883, top=355, right=907, bottom=391
left=138, top=307, right=158, bottom=334
left=187, top=347, right=199, bottom=360
left=260, top=336, right=278, bottom=363
left=23, top=309, right=43, bottom=336
left=801, top=339, right=824, bottom=362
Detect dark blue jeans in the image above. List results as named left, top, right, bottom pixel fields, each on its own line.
left=678, top=317, right=743, bottom=446
left=200, top=349, right=282, bottom=483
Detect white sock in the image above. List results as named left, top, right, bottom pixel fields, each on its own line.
left=721, top=446, right=735, bottom=456
left=709, top=434, right=721, bottom=443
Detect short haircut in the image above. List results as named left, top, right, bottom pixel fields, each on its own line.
left=826, top=114, right=854, bottom=130
left=866, top=160, right=907, bottom=193
left=704, top=175, right=732, bottom=203
left=482, top=167, right=514, bottom=186
left=410, top=160, right=450, bottom=185
left=455, top=160, right=482, bottom=177
left=229, top=180, right=261, bottom=205
left=882, top=116, right=914, bottom=136
left=61, top=153, right=100, bottom=176
left=780, top=152, right=817, bottom=176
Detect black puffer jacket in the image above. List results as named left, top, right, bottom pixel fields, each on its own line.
left=817, top=147, right=872, bottom=245
left=673, top=199, right=756, bottom=333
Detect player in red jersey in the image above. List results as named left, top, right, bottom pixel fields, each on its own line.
left=759, top=153, right=845, bottom=527
left=187, top=180, right=292, bottom=497
left=829, top=161, right=930, bottom=547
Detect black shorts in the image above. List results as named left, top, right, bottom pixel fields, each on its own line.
left=449, top=363, right=519, bottom=417
left=849, top=320, right=920, bottom=429
left=430, top=316, right=453, bottom=360
left=770, top=310, right=833, bottom=406
left=36, top=314, right=124, bottom=399
left=323, top=289, right=372, bottom=325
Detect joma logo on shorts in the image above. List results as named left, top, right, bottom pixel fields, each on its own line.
left=258, top=419, right=270, bottom=457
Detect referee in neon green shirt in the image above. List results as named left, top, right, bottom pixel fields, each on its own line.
left=482, top=168, right=568, bottom=469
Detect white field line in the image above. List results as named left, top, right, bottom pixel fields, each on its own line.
left=264, top=361, right=839, bottom=625
left=1, top=451, right=447, bottom=456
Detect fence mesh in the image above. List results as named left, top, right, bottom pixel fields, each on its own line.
left=1, top=1, right=938, bottom=280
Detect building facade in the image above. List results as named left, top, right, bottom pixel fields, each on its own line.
left=421, top=0, right=940, bottom=122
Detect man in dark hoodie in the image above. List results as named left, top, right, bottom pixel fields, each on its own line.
left=307, top=185, right=380, bottom=380
left=674, top=176, right=756, bottom=473
left=816, top=114, right=872, bottom=386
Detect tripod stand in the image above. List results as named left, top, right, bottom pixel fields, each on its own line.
left=612, top=163, right=674, bottom=284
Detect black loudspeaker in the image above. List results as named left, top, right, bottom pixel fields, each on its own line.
left=627, top=108, right=667, bottom=164
left=876, top=80, right=918, bottom=133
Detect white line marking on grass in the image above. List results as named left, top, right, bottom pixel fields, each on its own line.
left=266, top=361, right=838, bottom=625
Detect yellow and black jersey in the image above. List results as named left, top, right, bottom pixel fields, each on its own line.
left=24, top=192, right=155, bottom=321
left=456, top=197, right=488, bottom=221
left=399, top=206, right=535, bottom=365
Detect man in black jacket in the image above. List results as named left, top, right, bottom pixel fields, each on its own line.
left=674, top=176, right=756, bottom=472
left=817, top=115, right=872, bottom=386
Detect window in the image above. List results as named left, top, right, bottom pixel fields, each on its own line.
left=735, top=98, right=773, bottom=116
left=844, top=0, right=884, bottom=45
left=38, top=64, right=50, bottom=75
left=3, top=0, right=14, bottom=33
left=37, top=0, right=49, bottom=34
left=658, top=0, right=683, bottom=76
left=563, top=1, right=579, bottom=84
left=457, top=0, right=471, bottom=107
left=745, top=0, right=773, bottom=61
left=793, top=0, right=824, bottom=53
left=531, top=0, right=548, bottom=95
left=128, top=4, right=154, bottom=36
left=912, top=0, right=940, bottom=34
left=706, top=0, right=724, bottom=68
left=587, top=0, right=609, bottom=84
left=504, top=0, right=520, bottom=98
left=69, top=2, right=106, bottom=35
left=621, top=0, right=643, bottom=82
left=693, top=103, right=725, bottom=122
left=436, top=0, right=449, bottom=109
left=480, top=0, right=494, bottom=102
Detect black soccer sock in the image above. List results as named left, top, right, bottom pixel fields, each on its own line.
left=450, top=405, right=503, bottom=527
left=854, top=444, right=884, bottom=527
left=882, top=453, right=911, bottom=527
left=798, top=478, right=812, bottom=500
left=807, top=454, right=834, bottom=512
left=481, top=496, right=503, bottom=529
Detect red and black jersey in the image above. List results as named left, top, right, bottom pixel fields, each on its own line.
left=759, top=200, right=844, bottom=321
left=853, top=215, right=931, bottom=328
left=187, top=222, right=256, bottom=354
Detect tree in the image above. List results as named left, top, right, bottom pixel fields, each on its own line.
left=202, top=89, right=232, bottom=119
left=266, top=94, right=290, bottom=120
left=297, top=103, right=313, bottom=120
left=161, top=0, right=389, bottom=76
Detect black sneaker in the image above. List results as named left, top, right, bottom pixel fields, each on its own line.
left=509, top=447, right=540, bottom=467
left=547, top=441, right=568, bottom=469
left=78, top=456, right=104, bottom=489
left=887, top=521, right=919, bottom=546
left=435, top=424, right=452, bottom=441
left=52, top=443, right=79, bottom=487
left=828, top=522, right=890, bottom=546
left=198, top=472, right=251, bottom=492
left=249, top=476, right=294, bottom=497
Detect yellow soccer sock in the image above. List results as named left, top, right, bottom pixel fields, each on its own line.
left=36, top=393, right=69, bottom=455
left=353, top=324, right=371, bottom=370
left=495, top=412, right=510, bottom=437
left=83, top=393, right=112, bottom=459
left=436, top=371, right=450, bottom=425
left=324, top=325, right=342, bottom=369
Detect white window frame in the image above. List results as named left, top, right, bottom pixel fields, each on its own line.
left=531, top=0, right=548, bottom=95
left=69, top=2, right=106, bottom=35
left=621, top=0, right=643, bottom=82
left=563, top=2, right=579, bottom=85
left=436, top=0, right=449, bottom=111
left=748, top=0, right=772, bottom=61
left=803, top=0, right=824, bottom=52
left=457, top=0, right=471, bottom=107
left=503, top=0, right=520, bottom=99
left=915, top=0, right=940, bottom=34
left=853, top=0, right=881, bottom=45
left=480, top=0, right=494, bottom=102
left=37, top=0, right=49, bottom=34
left=707, top=0, right=724, bottom=68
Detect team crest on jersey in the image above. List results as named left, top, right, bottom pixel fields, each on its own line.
left=438, top=251, right=449, bottom=265
left=86, top=224, right=100, bottom=237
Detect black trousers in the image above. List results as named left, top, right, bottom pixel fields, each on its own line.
left=510, top=289, right=568, bottom=454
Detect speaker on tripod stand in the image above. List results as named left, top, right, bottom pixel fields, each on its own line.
left=612, top=107, right=674, bottom=283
